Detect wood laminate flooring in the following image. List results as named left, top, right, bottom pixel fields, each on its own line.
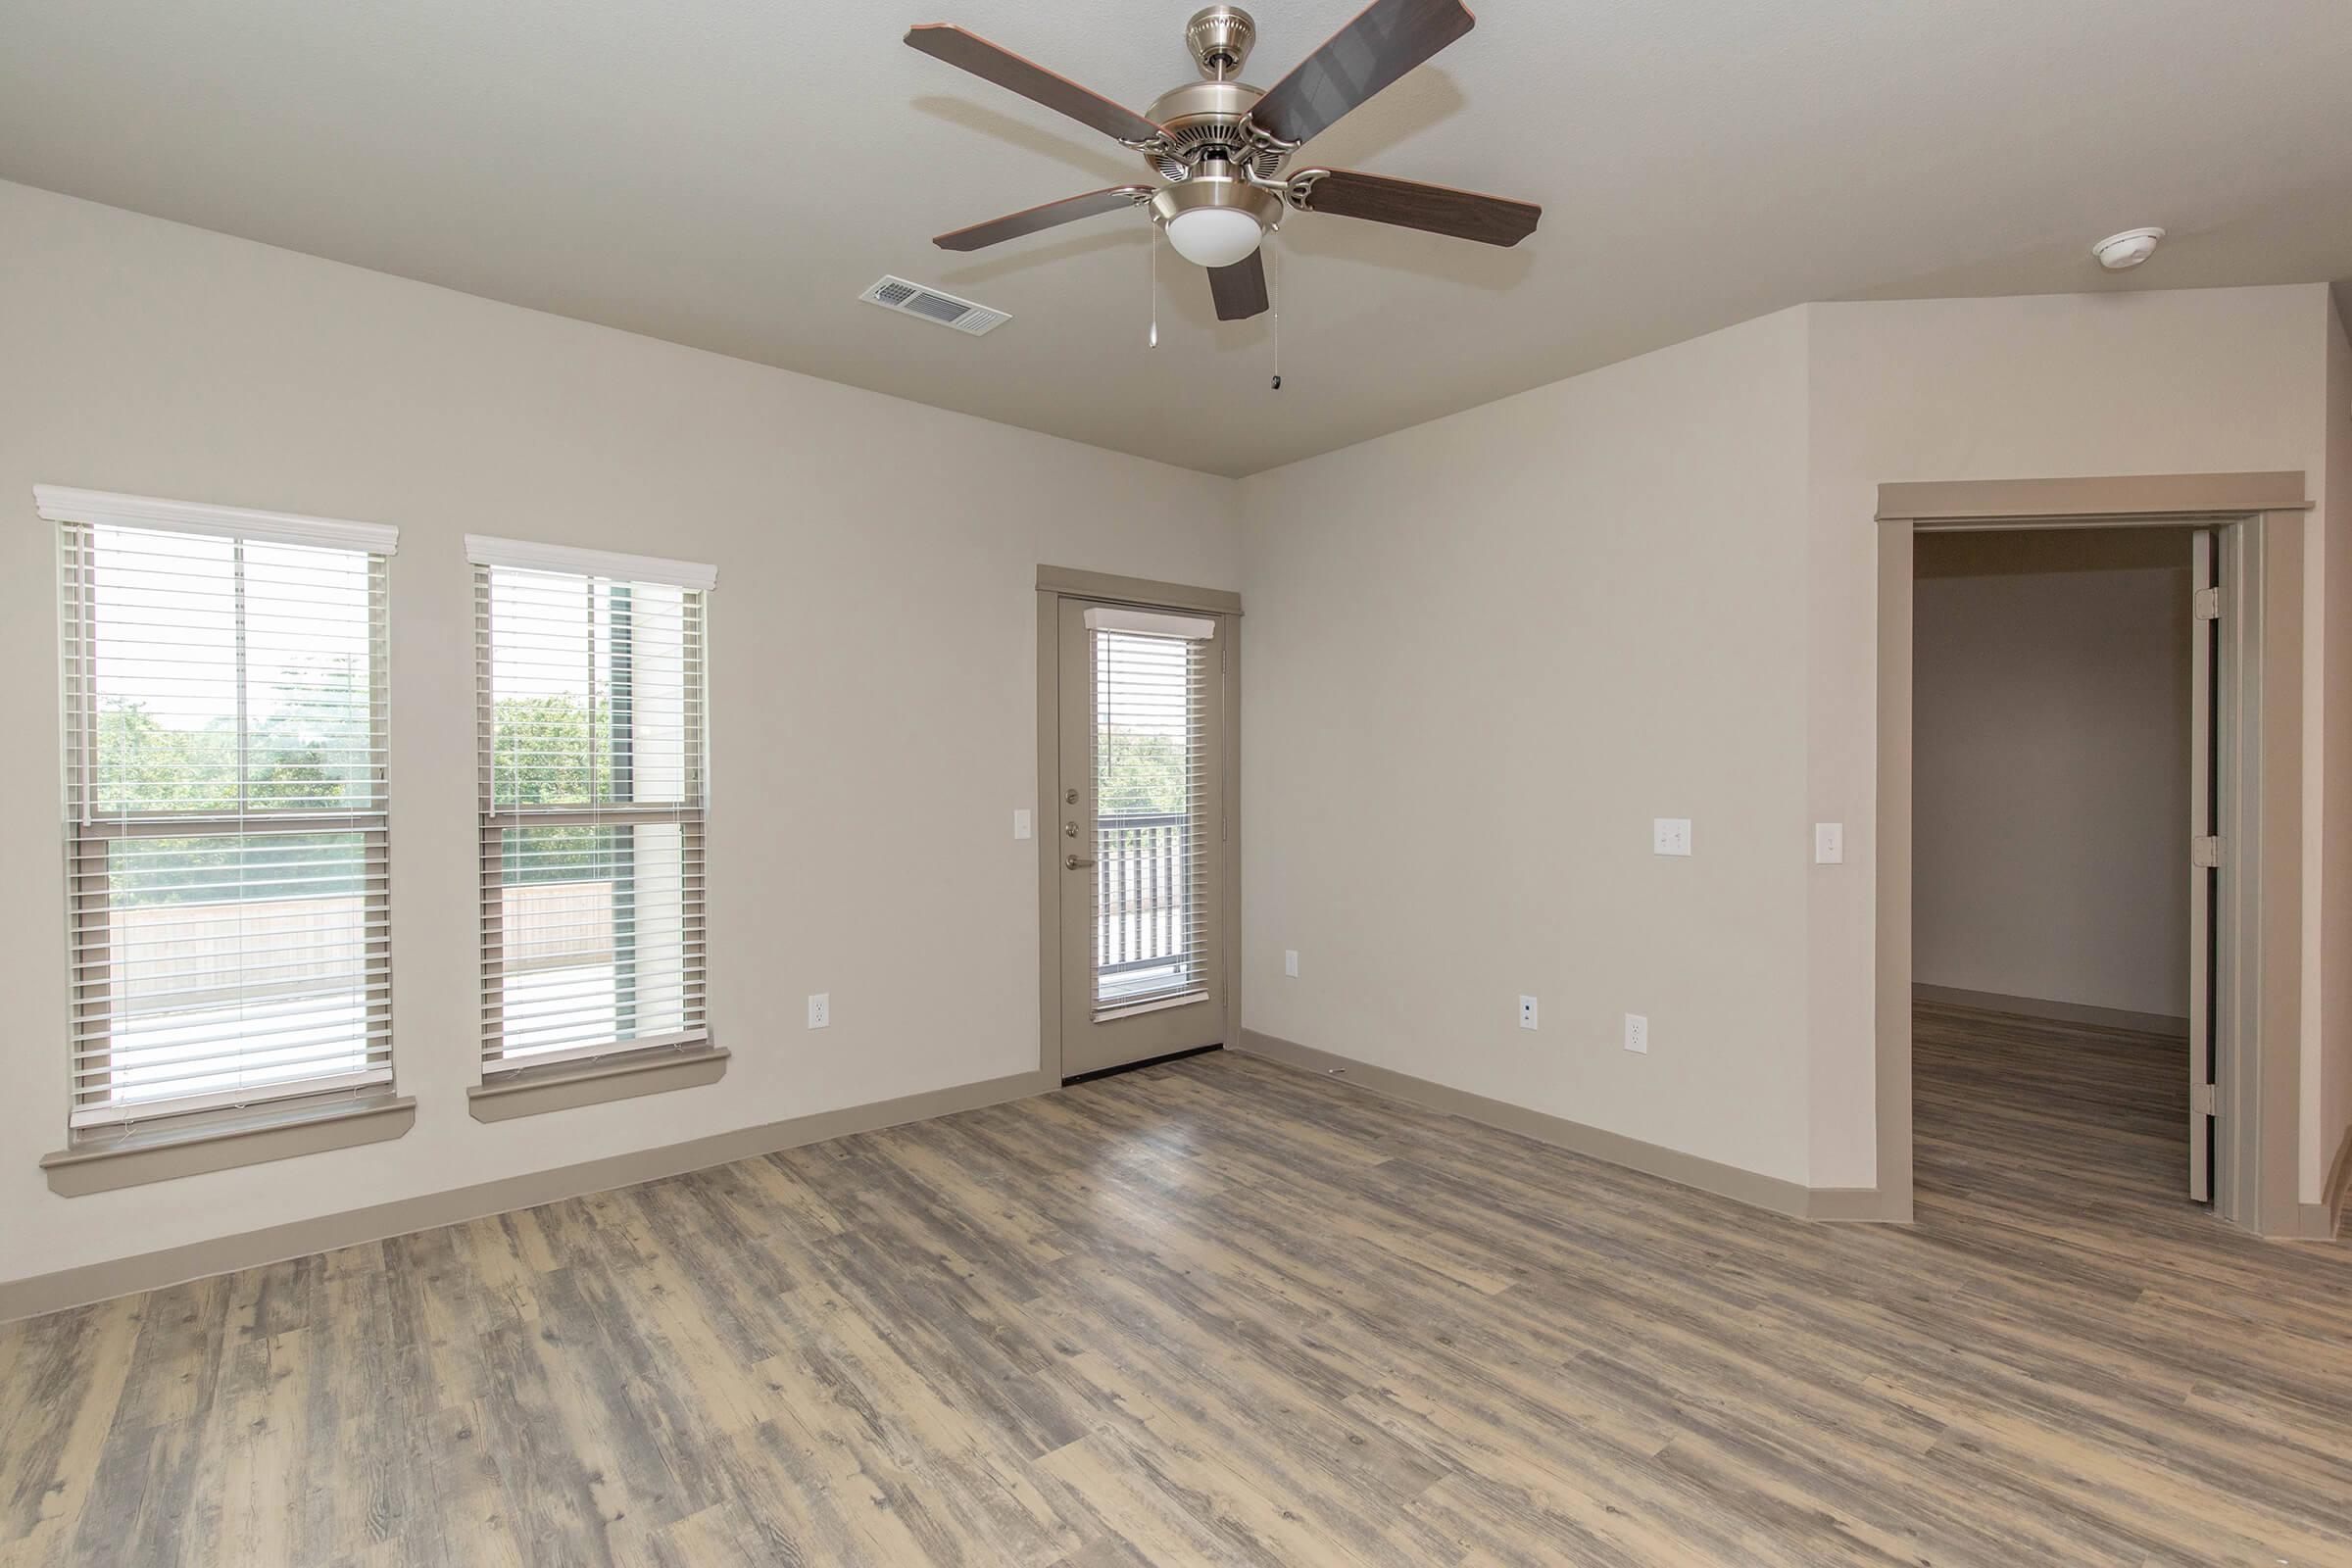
left=4, top=1002, right=2350, bottom=1566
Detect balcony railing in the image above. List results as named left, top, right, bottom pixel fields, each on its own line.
left=1096, top=810, right=1196, bottom=1003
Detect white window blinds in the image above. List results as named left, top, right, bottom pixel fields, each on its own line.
left=46, top=489, right=396, bottom=1129
left=1090, top=617, right=1213, bottom=1008
left=471, top=539, right=711, bottom=1072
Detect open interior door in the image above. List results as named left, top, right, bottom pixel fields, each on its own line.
left=2187, top=527, right=2220, bottom=1203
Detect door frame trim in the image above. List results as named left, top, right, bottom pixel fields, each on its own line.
left=1036, top=567, right=1243, bottom=1084
left=1874, top=472, right=2312, bottom=1233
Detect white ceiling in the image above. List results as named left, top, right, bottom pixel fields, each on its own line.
left=3, top=1, right=2349, bottom=476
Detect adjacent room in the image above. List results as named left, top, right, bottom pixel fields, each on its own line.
left=3, top=2, right=2350, bottom=1564
left=1911, top=527, right=2203, bottom=1207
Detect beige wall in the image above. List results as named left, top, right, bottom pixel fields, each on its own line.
left=1911, top=529, right=2192, bottom=1020
left=2322, top=289, right=2352, bottom=1200
left=1804, top=287, right=2331, bottom=1191
left=1242, top=284, right=2333, bottom=1197
left=1239, top=309, right=1818, bottom=1184
left=5, top=172, right=2342, bottom=1281
left=0, top=180, right=1241, bottom=1288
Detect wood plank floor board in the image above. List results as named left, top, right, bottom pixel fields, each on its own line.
left=5, top=1000, right=2352, bottom=1565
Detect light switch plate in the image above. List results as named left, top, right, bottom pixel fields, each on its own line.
left=1652, top=818, right=1692, bottom=857
left=1624, top=1012, right=1649, bottom=1054
left=1814, top=821, right=1843, bottom=864
left=1519, top=995, right=1539, bottom=1030
left=1284, top=950, right=1298, bottom=978
left=1013, top=809, right=1033, bottom=841
left=808, top=993, right=830, bottom=1029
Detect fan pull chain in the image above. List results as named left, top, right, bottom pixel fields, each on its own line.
left=1270, top=245, right=1283, bottom=390
left=1148, top=222, right=1159, bottom=349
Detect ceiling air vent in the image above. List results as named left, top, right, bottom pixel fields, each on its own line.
left=859, top=275, right=1010, bottom=336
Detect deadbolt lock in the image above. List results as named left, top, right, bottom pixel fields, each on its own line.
left=1064, top=787, right=1080, bottom=805
left=1064, top=820, right=1079, bottom=837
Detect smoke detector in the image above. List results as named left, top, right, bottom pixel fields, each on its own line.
left=2092, top=227, right=2165, bottom=270
left=859, top=276, right=1010, bottom=335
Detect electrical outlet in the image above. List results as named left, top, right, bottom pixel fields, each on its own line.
left=1284, top=949, right=1298, bottom=978
left=808, top=993, right=830, bottom=1029
left=1652, top=818, right=1692, bottom=857
left=1624, top=1012, right=1648, bottom=1054
left=1519, top=995, right=1539, bottom=1030
left=1013, top=809, right=1033, bottom=840
left=1814, top=821, right=1842, bottom=863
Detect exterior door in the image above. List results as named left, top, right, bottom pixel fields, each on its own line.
left=1054, top=599, right=1229, bottom=1078
left=2188, top=527, right=2220, bottom=1202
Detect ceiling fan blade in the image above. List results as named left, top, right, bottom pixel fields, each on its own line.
left=933, top=186, right=1150, bottom=252
left=906, top=24, right=1165, bottom=145
left=1207, top=252, right=1270, bottom=320
left=1298, top=168, right=1540, bottom=247
left=1248, top=0, right=1476, bottom=149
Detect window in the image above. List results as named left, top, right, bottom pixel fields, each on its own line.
left=43, top=487, right=397, bottom=1130
left=470, top=537, right=711, bottom=1073
left=1088, top=608, right=1215, bottom=1008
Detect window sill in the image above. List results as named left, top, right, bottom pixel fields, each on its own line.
left=41, top=1094, right=416, bottom=1197
left=467, top=1044, right=729, bottom=1123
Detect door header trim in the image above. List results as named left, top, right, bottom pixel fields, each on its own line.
left=1877, top=471, right=2309, bottom=523
left=1037, top=564, right=1242, bottom=616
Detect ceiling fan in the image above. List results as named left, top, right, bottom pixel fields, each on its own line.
left=905, top=1, right=1542, bottom=322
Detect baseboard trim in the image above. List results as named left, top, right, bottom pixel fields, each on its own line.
left=1, top=1067, right=1055, bottom=1323
left=1912, top=983, right=2189, bottom=1039
left=2299, top=1124, right=2352, bottom=1241
left=1237, top=1029, right=1901, bottom=1224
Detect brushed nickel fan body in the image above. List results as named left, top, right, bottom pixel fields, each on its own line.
left=1140, top=14, right=1293, bottom=241
left=906, top=1, right=1541, bottom=322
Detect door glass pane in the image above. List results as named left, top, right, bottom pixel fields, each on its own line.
left=1094, top=629, right=1205, bottom=1006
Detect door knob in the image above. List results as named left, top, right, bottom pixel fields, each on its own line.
left=1065, top=854, right=1096, bottom=870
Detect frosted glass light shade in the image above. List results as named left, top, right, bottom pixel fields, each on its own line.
left=1165, top=207, right=1264, bottom=269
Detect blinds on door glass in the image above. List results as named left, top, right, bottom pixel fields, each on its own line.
left=1088, top=611, right=1215, bottom=1009
left=472, top=541, right=711, bottom=1072
left=53, top=504, right=395, bottom=1129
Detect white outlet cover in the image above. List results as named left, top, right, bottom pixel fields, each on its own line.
left=808, top=993, right=830, bottom=1029
left=1013, top=808, right=1033, bottom=840
left=1519, top=995, right=1539, bottom=1030
left=1653, top=818, right=1692, bottom=857
left=1814, top=821, right=1843, bottom=864
left=1624, top=1012, right=1649, bottom=1053
left=1284, top=949, right=1298, bottom=978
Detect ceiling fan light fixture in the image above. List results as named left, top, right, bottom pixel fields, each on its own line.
left=1149, top=172, right=1280, bottom=270
left=1166, top=206, right=1265, bottom=268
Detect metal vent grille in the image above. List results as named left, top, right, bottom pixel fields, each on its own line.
left=902, top=290, right=970, bottom=324
left=859, top=275, right=1010, bottom=336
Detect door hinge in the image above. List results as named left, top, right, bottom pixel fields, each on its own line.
left=2194, top=586, right=2221, bottom=621
left=2191, top=835, right=2224, bottom=869
left=2193, top=1081, right=2219, bottom=1118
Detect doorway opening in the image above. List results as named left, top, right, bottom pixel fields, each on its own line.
left=1874, top=470, right=2311, bottom=1237
left=1909, top=525, right=2214, bottom=1211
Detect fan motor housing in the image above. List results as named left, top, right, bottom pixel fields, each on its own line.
left=1144, top=79, right=1276, bottom=178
